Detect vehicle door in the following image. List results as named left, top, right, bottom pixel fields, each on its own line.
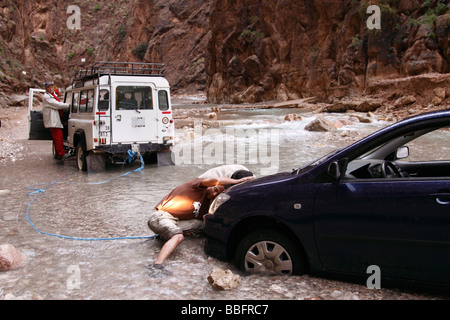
left=313, top=127, right=450, bottom=284
left=28, top=88, right=52, bottom=140
left=111, top=84, right=157, bottom=143
left=67, top=89, right=95, bottom=149
left=67, top=90, right=80, bottom=147
left=156, top=89, right=174, bottom=144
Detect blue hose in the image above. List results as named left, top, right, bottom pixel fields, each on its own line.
left=25, top=154, right=156, bottom=241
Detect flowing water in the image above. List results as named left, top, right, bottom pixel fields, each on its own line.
left=0, top=99, right=442, bottom=300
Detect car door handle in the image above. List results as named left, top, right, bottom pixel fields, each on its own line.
left=430, top=193, right=450, bottom=205
left=115, top=115, right=121, bottom=121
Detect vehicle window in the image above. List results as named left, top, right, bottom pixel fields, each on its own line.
left=79, top=90, right=94, bottom=113
left=98, top=89, right=110, bottom=111
left=158, top=90, right=169, bottom=111
left=65, top=93, right=72, bottom=108
left=345, top=126, right=450, bottom=180
left=405, top=126, right=450, bottom=162
left=72, top=92, right=79, bottom=113
left=116, top=86, right=152, bottom=110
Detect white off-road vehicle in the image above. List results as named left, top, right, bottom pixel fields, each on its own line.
left=28, top=62, right=175, bottom=171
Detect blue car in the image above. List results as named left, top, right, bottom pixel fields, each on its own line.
left=204, top=110, right=450, bottom=287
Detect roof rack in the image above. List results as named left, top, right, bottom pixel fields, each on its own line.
left=73, top=61, right=165, bottom=81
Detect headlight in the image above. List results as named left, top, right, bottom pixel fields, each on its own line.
left=209, top=193, right=230, bottom=214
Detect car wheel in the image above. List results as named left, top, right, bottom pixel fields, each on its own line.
left=235, top=229, right=306, bottom=275
left=76, top=138, right=87, bottom=171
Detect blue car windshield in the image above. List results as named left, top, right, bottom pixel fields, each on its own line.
left=293, top=149, right=340, bottom=174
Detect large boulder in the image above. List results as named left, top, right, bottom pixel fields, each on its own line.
left=305, top=115, right=337, bottom=132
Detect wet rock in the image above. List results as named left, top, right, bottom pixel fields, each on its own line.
left=432, top=87, right=446, bottom=106
left=394, top=95, right=416, bottom=108
left=0, top=244, right=26, bottom=271
left=207, top=112, right=217, bottom=119
left=305, top=116, right=337, bottom=132
left=434, top=88, right=447, bottom=100
left=432, top=96, right=442, bottom=106
left=207, top=268, right=241, bottom=290
left=325, top=99, right=382, bottom=113
left=353, top=115, right=372, bottom=123
left=284, top=114, right=302, bottom=121
left=333, top=119, right=346, bottom=129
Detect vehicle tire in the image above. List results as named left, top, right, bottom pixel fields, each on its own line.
left=75, top=138, right=87, bottom=171
left=235, top=229, right=307, bottom=275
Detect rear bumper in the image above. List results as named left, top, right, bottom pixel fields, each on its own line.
left=96, top=142, right=171, bottom=154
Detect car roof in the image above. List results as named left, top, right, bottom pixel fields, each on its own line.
left=394, top=109, right=450, bottom=127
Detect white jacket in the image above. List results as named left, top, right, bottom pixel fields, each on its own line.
left=42, top=92, right=69, bottom=129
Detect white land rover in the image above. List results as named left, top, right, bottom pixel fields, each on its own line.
left=28, top=62, right=175, bottom=171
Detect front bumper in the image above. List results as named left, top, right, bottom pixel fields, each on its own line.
left=203, top=215, right=229, bottom=261
left=204, top=237, right=228, bottom=261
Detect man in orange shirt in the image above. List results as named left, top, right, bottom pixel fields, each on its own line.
left=147, top=171, right=254, bottom=273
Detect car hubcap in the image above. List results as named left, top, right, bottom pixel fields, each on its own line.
left=244, top=241, right=293, bottom=275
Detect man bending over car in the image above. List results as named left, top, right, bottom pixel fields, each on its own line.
left=147, top=169, right=254, bottom=274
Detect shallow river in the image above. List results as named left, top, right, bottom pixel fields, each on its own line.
left=0, top=99, right=444, bottom=300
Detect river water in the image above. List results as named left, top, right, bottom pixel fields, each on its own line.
left=0, top=98, right=443, bottom=300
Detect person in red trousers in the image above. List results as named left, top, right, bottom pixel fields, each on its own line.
left=42, top=81, right=70, bottom=160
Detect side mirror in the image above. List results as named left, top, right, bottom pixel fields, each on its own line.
left=327, top=158, right=348, bottom=183
left=396, top=146, right=409, bottom=159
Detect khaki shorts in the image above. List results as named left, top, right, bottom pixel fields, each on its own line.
left=147, top=210, right=203, bottom=240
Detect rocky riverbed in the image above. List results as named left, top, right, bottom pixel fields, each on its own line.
left=0, top=94, right=450, bottom=301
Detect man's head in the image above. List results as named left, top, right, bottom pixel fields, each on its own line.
left=220, top=169, right=254, bottom=189
left=230, top=170, right=254, bottom=179
left=44, top=81, right=54, bottom=93
left=206, top=185, right=226, bottom=199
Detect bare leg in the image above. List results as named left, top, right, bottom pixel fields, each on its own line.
left=154, top=233, right=184, bottom=264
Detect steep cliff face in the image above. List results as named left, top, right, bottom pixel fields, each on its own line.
left=0, top=0, right=448, bottom=106
left=136, top=0, right=211, bottom=92
left=206, top=0, right=449, bottom=103
left=0, top=0, right=210, bottom=99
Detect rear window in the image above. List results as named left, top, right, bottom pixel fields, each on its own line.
left=116, top=86, right=153, bottom=110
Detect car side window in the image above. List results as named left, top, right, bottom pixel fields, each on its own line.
left=98, top=89, right=110, bottom=111
left=79, top=90, right=94, bottom=113
left=404, top=127, right=450, bottom=162
left=65, top=93, right=72, bottom=109
left=72, top=92, right=79, bottom=113
left=344, top=126, right=450, bottom=180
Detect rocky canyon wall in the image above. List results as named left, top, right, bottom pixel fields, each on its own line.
left=206, top=0, right=449, bottom=103
left=0, top=0, right=448, bottom=106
